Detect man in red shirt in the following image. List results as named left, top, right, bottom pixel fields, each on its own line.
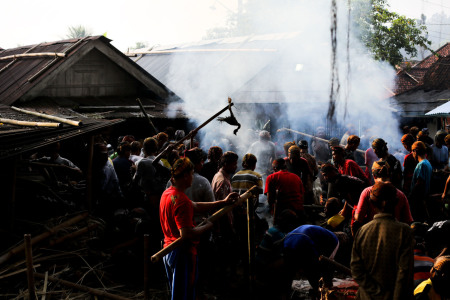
left=160, top=157, right=238, bottom=300
left=265, top=158, right=305, bottom=223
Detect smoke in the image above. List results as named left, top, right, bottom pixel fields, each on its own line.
left=163, top=0, right=402, bottom=155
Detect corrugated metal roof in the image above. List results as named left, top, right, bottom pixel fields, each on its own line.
left=128, top=32, right=329, bottom=104
left=391, top=89, right=450, bottom=117
left=426, top=100, right=450, bottom=116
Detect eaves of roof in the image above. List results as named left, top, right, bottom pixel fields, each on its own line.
left=0, top=105, right=124, bottom=160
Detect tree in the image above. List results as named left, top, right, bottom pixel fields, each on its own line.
left=129, top=41, right=149, bottom=51
left=66, top=25, right=92, bottom=39
left=352, top=0, right=432, bottom=67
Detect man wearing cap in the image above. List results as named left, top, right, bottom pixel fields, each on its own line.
left=351, top=181, right=415, bottom=299
left=418, top=128, right=434, bottom=146
left=352, top=161, right=413, bottom=235
left=410, top=141, right=432, bottom=222
left=372, top=138, right=403, bottom=190
left=160, top=157, right=238, bottom=300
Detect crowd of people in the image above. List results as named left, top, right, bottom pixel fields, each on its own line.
left=30, top=124, right=450, bottom=300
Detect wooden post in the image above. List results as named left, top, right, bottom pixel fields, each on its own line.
left=247, top=196, right=255, bottom=298
left=86, top=135, right=94, bottom=212
left=144, top=234, right=150, bottom=300
left=24, top=234, right=37, bottom=300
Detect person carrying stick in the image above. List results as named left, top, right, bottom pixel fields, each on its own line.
left=159, top=157, right=239, bottom=300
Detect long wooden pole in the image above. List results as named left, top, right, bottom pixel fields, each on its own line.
left=0, top=53, right=66, bottom=61
left=278, top=128, right=365, bottom=154
left=11, top=106, right=82, bottom=126
left=136, top=98, right=158, bottom=136
left=152, top=99, right=234, bottom=165
left=24, top=234, right=37, bottom=300
left=319, top=255, right=352, bottom=276
left=151, top=186, right=257, bottom=263
left=34, top=273, right=132, bottom=300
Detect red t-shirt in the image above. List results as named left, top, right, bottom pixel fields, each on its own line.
left=160, top=186, right=195, bottom=251
left=338, top=159, right=369, bottom=185
left=264, top=170, right=304, bottom=212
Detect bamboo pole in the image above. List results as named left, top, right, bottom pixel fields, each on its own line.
left=151, top=186, right=258, bottom=263
left=0, top=118, right=61, bottom=128
left=0, top=212, right=89, bottom=266
left=11, top=106, right=82, bottom=126
left=34, top=273, right=132, bottom=300
left=153, top=98, right=234, bottom=165
left=136, top=98, right=158, bottom=136
left=48, top=223, right=98, bottom=247
left=0, top=264, right=40, bottom=280
left=24, top=234, right=37, bottom=300
left=0, top=53, right=66, bottom=61
left=41, top=271, right=48, bottom=300
left=277, top=128, right=365, bottom=154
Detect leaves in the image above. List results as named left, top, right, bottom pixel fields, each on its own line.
left=352, top=0, right=432, bottom=66
left=66, top=25, right=92, bottom=39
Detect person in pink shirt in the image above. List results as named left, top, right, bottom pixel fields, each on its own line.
left=352, top=160, right=413, bottom=236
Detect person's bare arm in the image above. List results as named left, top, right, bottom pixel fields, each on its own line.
left=193, top=192, right=239, bottom=213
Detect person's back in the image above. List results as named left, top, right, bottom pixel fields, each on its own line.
left=351, top=182, right=414, bottom=299
left=248, top=130, right=276, bottom=176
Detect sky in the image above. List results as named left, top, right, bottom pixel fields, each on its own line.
left=1, top=0, right=449, bottom=52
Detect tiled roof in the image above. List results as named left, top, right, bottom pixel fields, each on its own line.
left=394, top=43, right=450, bottom=95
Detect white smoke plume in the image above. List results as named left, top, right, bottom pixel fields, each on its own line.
left=163, top=0, right=401, bottom=156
